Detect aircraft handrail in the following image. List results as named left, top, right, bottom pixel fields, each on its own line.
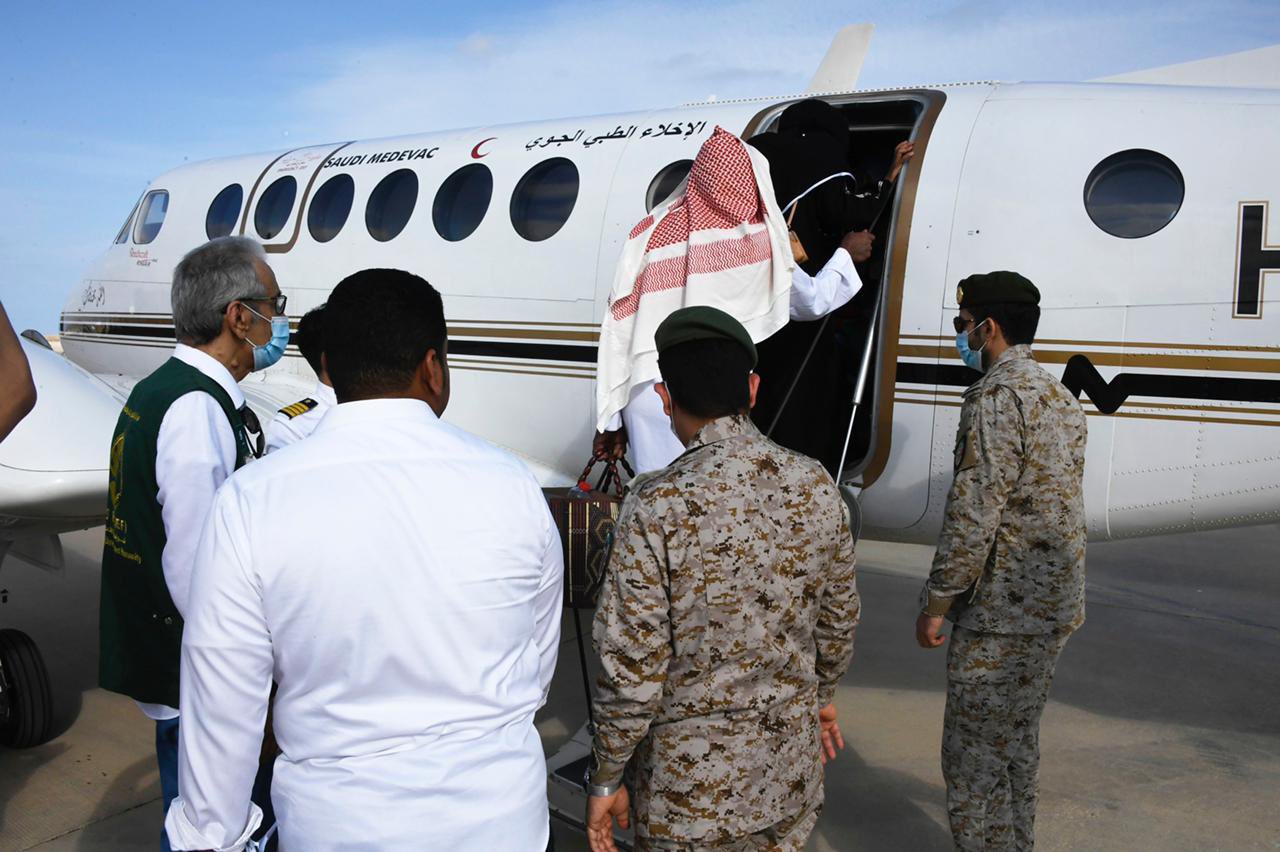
left=837, top=292, right=881, bottom=483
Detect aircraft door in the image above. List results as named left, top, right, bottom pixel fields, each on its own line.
left=239, top=142, right=351, bottom=254
left=738, top=93, right=949, bottom=534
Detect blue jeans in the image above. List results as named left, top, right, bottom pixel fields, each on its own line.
left=155, top=717, right=277, bottom=852
left=155, top=718, right=180, bottom=852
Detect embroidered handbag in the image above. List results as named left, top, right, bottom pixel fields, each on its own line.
left=786, top=202, right=809, bottom=265
left=544, top=458, right=629, bottom=609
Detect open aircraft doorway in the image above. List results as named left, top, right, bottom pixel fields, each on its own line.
left=744, top=93, right=940, bottom=519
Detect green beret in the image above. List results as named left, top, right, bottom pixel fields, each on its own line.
left=956, top=271, right=1040, bottom=308
left=655, top=306, right=757, bottom=367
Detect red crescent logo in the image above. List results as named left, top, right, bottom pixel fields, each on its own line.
left=471, top=137, right=496, bottom=159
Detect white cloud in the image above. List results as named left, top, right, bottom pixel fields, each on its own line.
left=276, top=0, right=1280, bottom=146
left=281, top=1, right=833, bottom=142
left=4, top=0, right=1278, bottom=333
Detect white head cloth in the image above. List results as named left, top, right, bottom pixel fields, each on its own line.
left=595, top=126, right=793, bottom=431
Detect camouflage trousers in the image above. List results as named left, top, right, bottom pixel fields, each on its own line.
left=942, top=625, right=1071, bottom=852
left=635, top=802, right=820, bottom=851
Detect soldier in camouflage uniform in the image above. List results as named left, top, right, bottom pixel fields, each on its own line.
left=916, top=271, right=1088, bottom=851
left=586, top=307, right=860, bottom=852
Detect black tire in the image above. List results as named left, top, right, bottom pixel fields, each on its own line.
left=0, top=628, right=54, bottom=748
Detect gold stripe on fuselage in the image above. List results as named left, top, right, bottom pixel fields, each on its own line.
left=897, top=344, right=1280, bottom=375
left=899, top=332, right=1280, bottom=355
left=893, top=396, right=1280, bottom=428
left=61, top=314, right=1279, bottom=420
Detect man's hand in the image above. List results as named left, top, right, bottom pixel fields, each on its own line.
left=586, top=786, right=631, bottom=852
left=593, top=428, right=627, bottom=461
left=886, top=140, right=915, bottom=182
left=916, top=613, right=947, bottom=649
left=840, top=230, right=874, bottom=263
left=818, top=702, right=845, bottom=764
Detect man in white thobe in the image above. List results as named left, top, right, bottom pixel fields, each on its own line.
left=165, top=268, right=563, bottom=851
left=600, top=229, right=871, bottom=473
left=593, top=127, right=877, bottom=474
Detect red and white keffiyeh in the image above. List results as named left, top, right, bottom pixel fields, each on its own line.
left=596, top=126, right=793, bottom=431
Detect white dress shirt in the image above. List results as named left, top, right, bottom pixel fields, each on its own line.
left=607, top=249, right=863, bottom=471
left=137, top=344, right=245, bottom=722
left=165, top=398, right=564, bottom=852
left=264, top=380, right=336, bottom=453
left=787, top=246, right=861, bottom=321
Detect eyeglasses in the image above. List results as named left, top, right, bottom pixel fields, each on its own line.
left=231, top=293, right=288, bottom=315
left=952, top=315, right=973, bottom=333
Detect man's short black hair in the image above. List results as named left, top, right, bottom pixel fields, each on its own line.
left=657, top=338, right=753, bottom=419
left=972, top=302, right=1040, bottom=346
left=324, top=269, right=445, bottom=400
left=297, top=304, right=327, bottom=375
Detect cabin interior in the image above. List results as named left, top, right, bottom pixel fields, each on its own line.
left=750, top=96, right=927, bottom=482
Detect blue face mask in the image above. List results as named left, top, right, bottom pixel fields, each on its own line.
left=243, top=306, right=290, bottom=371
left=955, top=319, right=989, bottom=372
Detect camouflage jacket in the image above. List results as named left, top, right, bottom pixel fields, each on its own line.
left=923, top=344, right=1088, bottom=634
left=591, top=415, right=859, bottom=844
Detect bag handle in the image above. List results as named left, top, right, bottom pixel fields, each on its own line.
left=782, top=171, right=856, bottom=216
left=577, top=457, right=634, bottom=498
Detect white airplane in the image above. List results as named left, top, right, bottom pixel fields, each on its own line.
left=1, top=26, right=1277, bottom=808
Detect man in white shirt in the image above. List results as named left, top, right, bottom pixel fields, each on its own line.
left=266, top=303, right=335, bottom=452
left=99, top=236, right=288, bottom=851
left=165, top=268, right=564, bottom=851
left=595, top=228, right=872, bottom=472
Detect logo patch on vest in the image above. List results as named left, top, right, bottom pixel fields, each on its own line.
left=279, top=398, right=319, bottom=419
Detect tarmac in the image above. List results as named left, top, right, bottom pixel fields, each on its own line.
left=1, top=523, right=1278, bottom=851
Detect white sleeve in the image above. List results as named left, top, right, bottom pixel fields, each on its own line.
left=164, top=484, right=270, bottom=852
left=603, top=412, right=623, bottom=432
left=156, top=392, right=239, bottom=617
left=264, top=411, right=302, bottom=454
left=788, top=248, right=862, bottom=321
left=532, top=502, right=565, bottom=706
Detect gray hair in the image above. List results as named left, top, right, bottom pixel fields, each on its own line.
left=171, top=237, right=268, bottom=344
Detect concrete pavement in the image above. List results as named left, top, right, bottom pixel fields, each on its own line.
left=2, top=523, right=1278, bottom=850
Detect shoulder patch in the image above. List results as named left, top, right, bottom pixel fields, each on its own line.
left=278, top=398, right=319, bottom=419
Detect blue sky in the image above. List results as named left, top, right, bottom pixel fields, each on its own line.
left=2, top=0, right=1277, bottom=333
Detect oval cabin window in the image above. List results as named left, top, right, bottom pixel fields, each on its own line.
left=255, top=176, right=298, bottom=240
left=366, top=169, right=418, bottom=242
left=510, top=158, right=579, bottom=241
left=433, top=164, right=493, bottom=242
left=1083, top=149, right=1184, bottom=239
left=646, top=160, right=693, bottom=212
left=133, top=190, right=169, bottom=245
left=206, top=184, right=244, bottom=239
left=308, top=174, right=355, bottom=243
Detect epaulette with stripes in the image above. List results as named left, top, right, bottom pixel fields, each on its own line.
left=278, top=398, right=319, bottom=419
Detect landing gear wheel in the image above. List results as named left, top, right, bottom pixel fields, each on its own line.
left=0, top=628, right=54, bottom=748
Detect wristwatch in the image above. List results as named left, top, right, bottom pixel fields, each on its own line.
left=584, top=754, right=621, bottom=798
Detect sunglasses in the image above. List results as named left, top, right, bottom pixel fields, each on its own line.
left=952, top=315, right=985, bottom=334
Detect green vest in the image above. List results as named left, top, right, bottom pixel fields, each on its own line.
left=99, top=357, right=253, bottom=707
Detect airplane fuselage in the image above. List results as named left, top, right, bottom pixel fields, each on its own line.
left=36, top=81, right=1280, bottom=544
